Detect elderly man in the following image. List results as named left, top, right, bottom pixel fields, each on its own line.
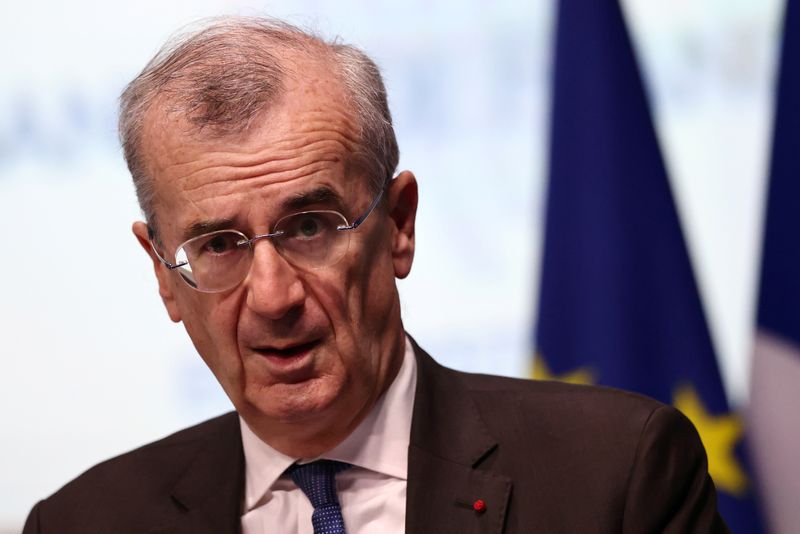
left=23, top=17, right=728, bottom=534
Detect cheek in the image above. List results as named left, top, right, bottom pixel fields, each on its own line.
left=353, top=236, right=398, bottom=320
left=303, top=268, right=352, bottom=336
left=176, top=289, right=245, bottom=385
left=335, top=239, right=399, bottom=359
left=309, top=251, right=389, bottom=329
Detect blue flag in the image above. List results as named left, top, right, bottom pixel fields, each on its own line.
left=758, top=1, right=800, bottom=341
left=535, top=0, right=763, bottom=530
left=749, top=0, right=800, bottom=529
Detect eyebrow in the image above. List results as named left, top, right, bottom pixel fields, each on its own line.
left=282, top=185, right=344, bottom=212
left=179, top=186, right=346, bottom=243
left=181, top=218, right=238, bottom=243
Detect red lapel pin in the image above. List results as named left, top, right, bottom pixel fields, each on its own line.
left=473, top=499, right=486, bottom=513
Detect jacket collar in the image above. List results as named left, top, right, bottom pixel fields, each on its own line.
left=148, top=414, right=245, bottom=534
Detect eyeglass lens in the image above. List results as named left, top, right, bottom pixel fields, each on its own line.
left=173, top=210, right=351, bottom=292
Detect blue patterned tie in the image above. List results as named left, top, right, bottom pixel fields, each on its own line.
left=287, top=460, right=351, bottom=534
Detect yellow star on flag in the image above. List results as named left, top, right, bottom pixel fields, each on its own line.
left=672, top=385, right=747, bottom=496
left=532, top=355, right=595, bottom=385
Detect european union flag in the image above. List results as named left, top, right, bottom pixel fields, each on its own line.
left=749, top=0, right=800, bottom=529
left=535, top=0, right=763, bottom=530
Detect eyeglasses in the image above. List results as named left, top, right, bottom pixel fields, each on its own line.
left=149, top=186, right=386, bottom=293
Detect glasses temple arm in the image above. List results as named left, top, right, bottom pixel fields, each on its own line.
left=147, top=227, right=187, bottom=270
left=342, top=184, right=388, bottom=231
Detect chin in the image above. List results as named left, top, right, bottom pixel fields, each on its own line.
left=244, top=376, right=344, bottom=423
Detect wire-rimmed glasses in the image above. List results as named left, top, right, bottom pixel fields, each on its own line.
left=149, top=186, right=386, bottom=293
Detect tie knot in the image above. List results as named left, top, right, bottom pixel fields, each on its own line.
left=287, top=460, right=351, bottom=509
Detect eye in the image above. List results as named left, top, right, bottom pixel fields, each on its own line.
left=197, top=232, right=241, bottom=255
left=281, top=213, right=333, bottom=241
left=298, top=216, right=321, bottom=237
left=271, top=210, right=350, bottom=266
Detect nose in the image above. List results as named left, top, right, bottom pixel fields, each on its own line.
left=244, top=240, right=306, bottom=320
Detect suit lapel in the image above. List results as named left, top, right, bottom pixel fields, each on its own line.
left=406, top=343, right=512, bottom=534
left=147, top=413, right=245, bottom=534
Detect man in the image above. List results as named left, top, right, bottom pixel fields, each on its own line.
left=23, top=17, right=728, bottom=533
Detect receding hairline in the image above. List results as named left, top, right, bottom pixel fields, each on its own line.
left=119, top=16, right=401, bottom=234
left=139, top=21, right=343, bottom=139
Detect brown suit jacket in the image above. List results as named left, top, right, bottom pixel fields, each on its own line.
left=23, top=344, right=728, bottom=533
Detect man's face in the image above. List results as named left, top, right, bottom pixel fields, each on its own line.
left=133, top=56, right=417, bottom=452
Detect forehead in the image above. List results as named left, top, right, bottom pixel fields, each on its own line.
left=140, top=52, right=365, bottom=237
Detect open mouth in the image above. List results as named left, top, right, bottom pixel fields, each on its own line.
left=255, top=339, right=319, bottom=358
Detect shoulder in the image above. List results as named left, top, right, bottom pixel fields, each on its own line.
left=54, top=411, right=239, bottom=494
left=451, top=364, right=686, bottom=440
left=411, top=338, right=677, bottom=439
left=411, top=342, right=702, bottom=461
left=457, top=369, right=704, bottom=470
left=414, top=346, right=698, bottom=465
left=24, top=412, right=241, bottom=532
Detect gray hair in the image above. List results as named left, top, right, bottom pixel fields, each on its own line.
left=119, top=16, right=399, bottom=230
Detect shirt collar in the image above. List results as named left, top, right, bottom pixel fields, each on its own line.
left=240, top=336, right=418, bottom=511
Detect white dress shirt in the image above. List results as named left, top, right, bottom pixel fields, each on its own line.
left=240, top=337, right=417, bottom=533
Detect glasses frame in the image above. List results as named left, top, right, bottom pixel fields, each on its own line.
left=148, top=183, right=388, bottom=290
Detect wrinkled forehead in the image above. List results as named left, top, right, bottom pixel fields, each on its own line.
left=142, top=53, right=361, bottom=179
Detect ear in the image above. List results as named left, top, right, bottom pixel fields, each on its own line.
left=386, top=171, right=418, bottom=279
left=132, top=221, right=182, bottom=323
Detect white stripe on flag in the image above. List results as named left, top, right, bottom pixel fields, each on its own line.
left=748, top=331, right=800, bottom=534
